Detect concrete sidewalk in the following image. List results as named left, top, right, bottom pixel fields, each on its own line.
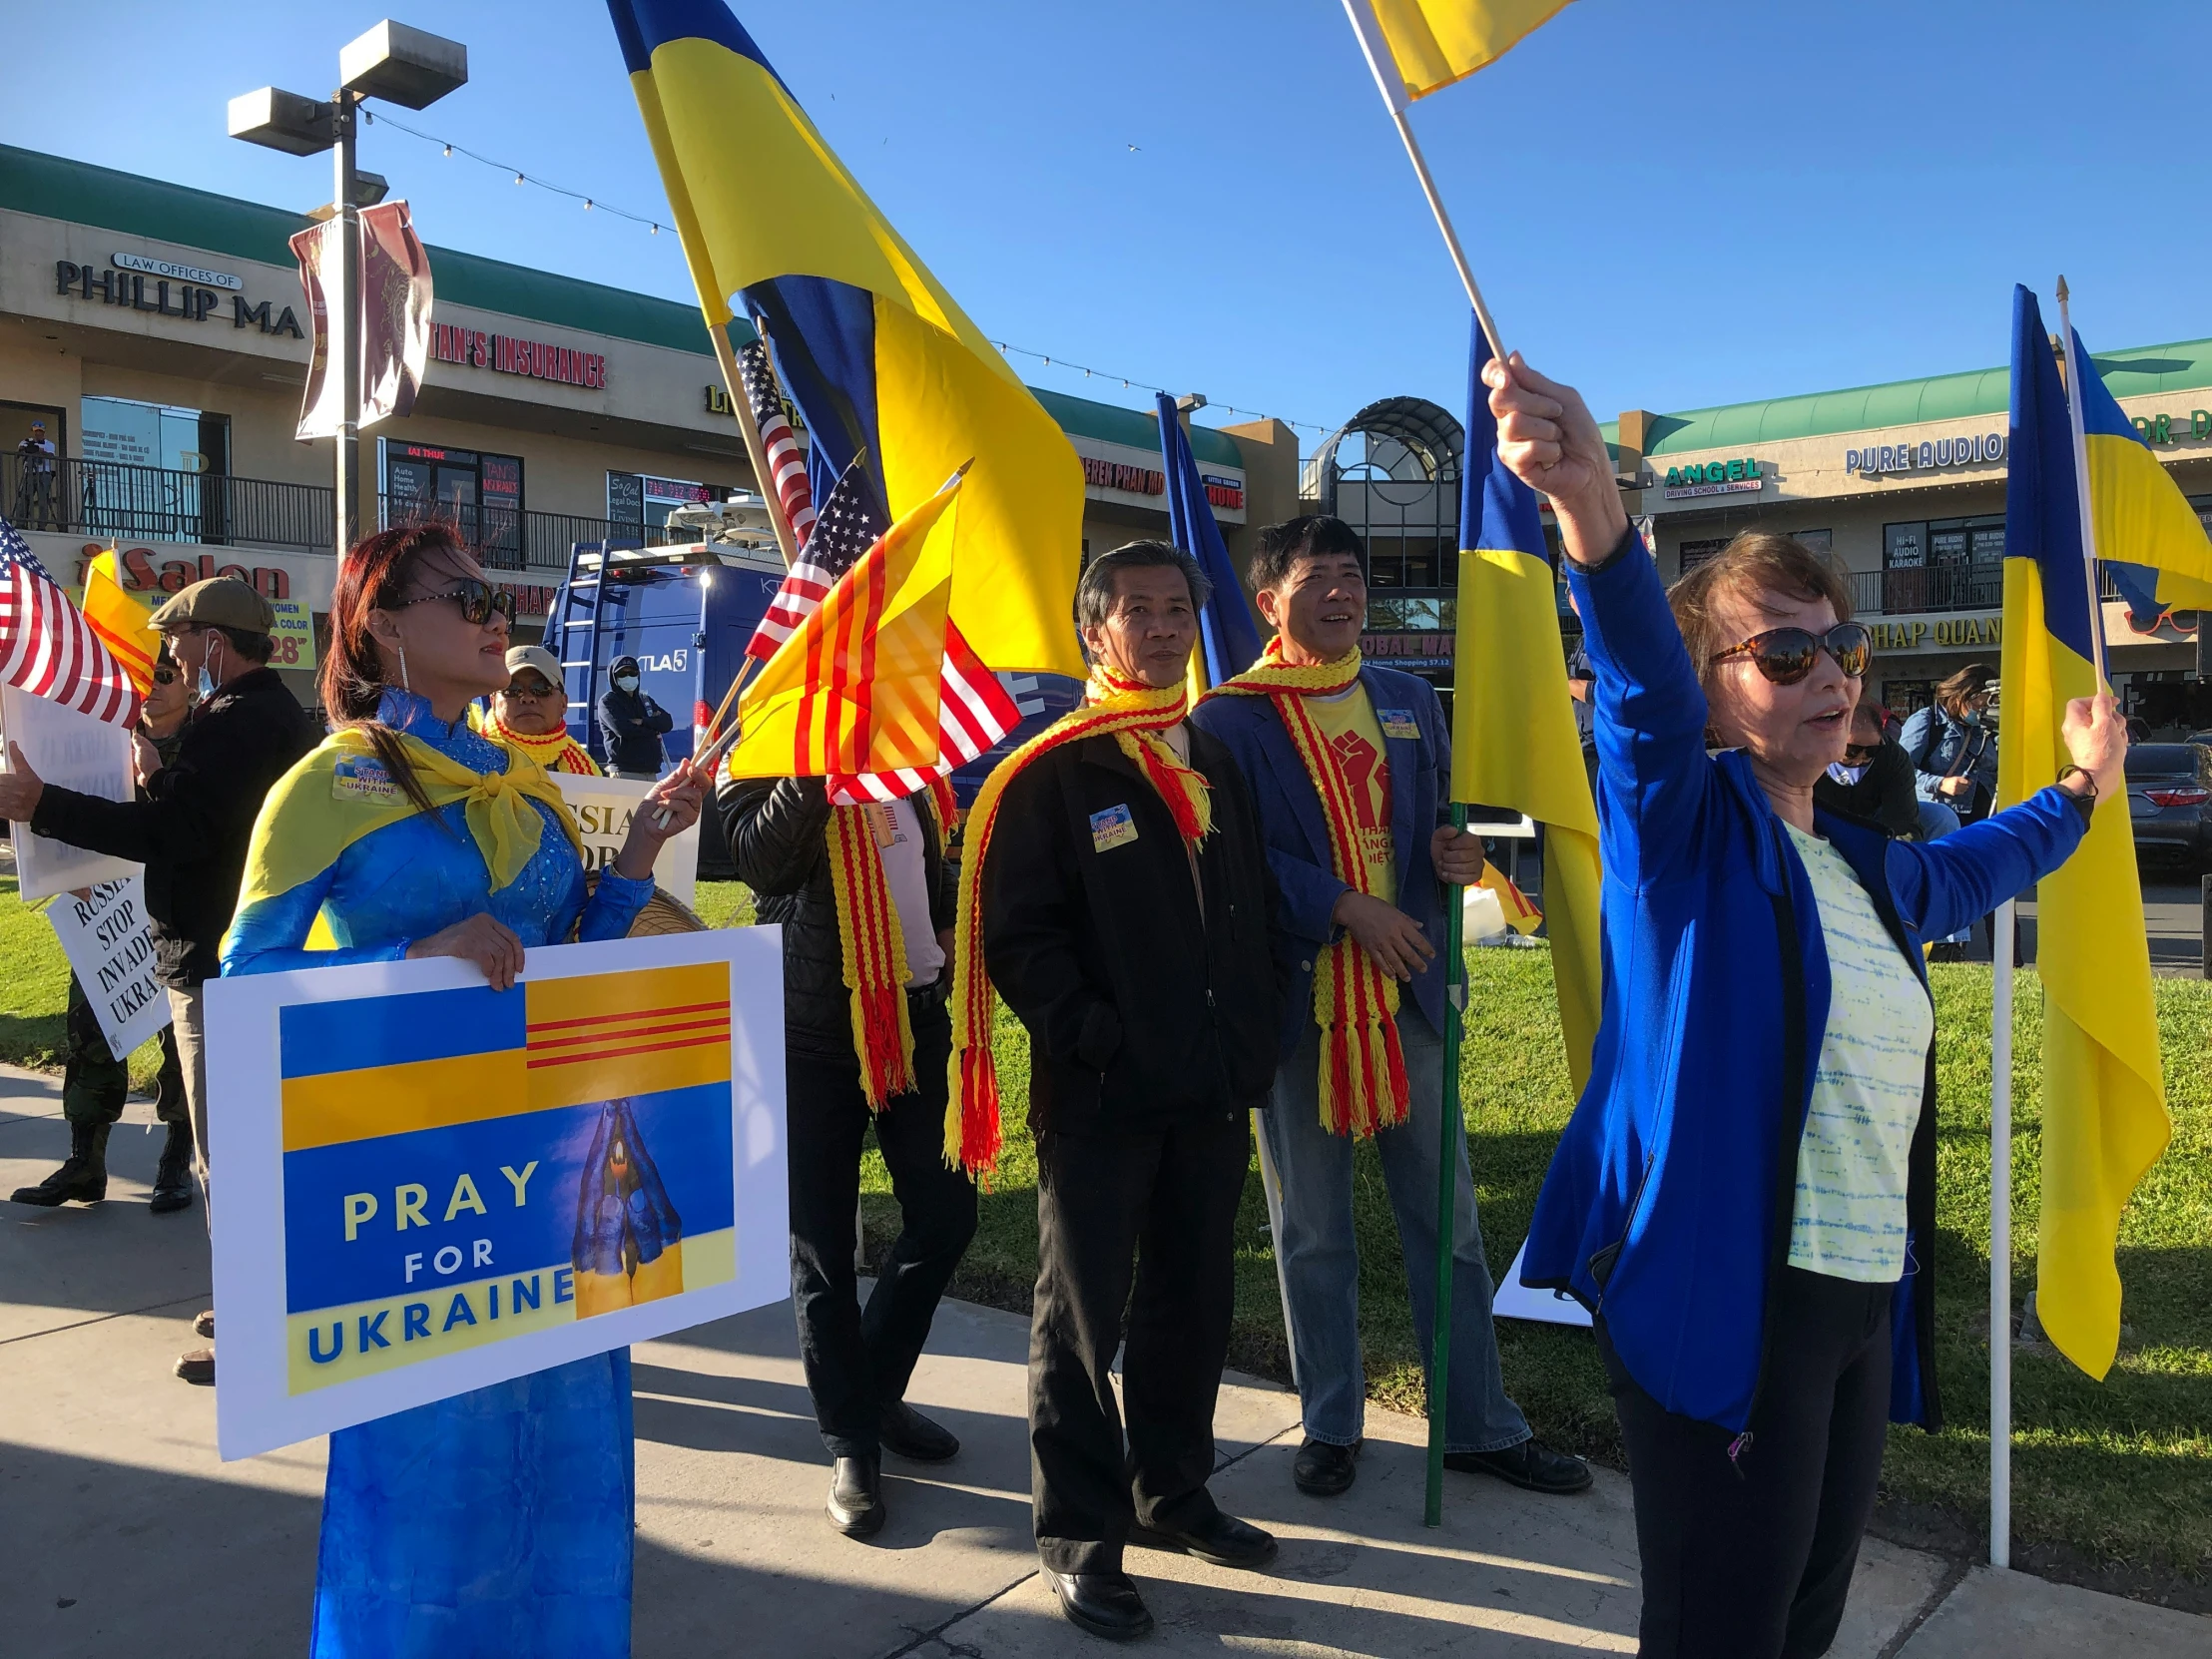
left=3, top=1063, right=2205, bottom=1657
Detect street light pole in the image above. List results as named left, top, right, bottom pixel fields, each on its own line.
left=333, top=91, right=362, bottom=560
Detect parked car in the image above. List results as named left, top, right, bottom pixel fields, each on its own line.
left=2123, top=743, right=2212, bottom=871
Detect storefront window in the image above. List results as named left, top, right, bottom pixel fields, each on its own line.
left=381, top=440, right=525, bottom=567
left=1883, top=678, right=1936, bottom=718
left=77, top=396, right=231, bottom=543
left=1678, top=537, right=1729, bottom=575
left=1884, top=516, right=2000, bottom=612
left=606, top=470, right=734, bottom=530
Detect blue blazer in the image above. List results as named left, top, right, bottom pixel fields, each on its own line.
left=1192, top=663, right=1450, bottom=1053
left=1522, top=530, right=2089, bottom=1436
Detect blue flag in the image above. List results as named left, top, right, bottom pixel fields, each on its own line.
left=1156, top=393, right=1262, bottom=683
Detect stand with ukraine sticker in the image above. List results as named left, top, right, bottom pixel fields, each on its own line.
left=204, top=927, right=788, bottom=1461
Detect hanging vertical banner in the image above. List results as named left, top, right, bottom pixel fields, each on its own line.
left=44, top=876, right=170, bottom=1060
left=205, top=928, right=789, bottom=1460
left=358, top=201, right=432, bottom=431
left=290, top=202, right=433, bottom=442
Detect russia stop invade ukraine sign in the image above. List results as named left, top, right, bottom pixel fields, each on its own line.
left=204, top=929, right=789, bottom=1459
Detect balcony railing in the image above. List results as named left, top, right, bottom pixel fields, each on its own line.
left=2, top=451, right=693, bottom=573
left=1849, top=563, right=2123, bottom=617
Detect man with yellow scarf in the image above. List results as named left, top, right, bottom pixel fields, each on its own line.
left=1192, top=516, right=1590, bottom=1502
left=952, top=541, right=1285, bottom=1642
left=478, top=645, right=600, bottom=775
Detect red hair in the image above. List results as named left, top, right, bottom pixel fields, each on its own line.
left=320, top=522, right=471, bottom=720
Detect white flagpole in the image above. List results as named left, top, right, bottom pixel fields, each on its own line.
left=2055, top=277, right=2109, bottom=686
left=1340, top=0, right=1508, bottom=362
left=1989, top=896, right=2014, bottom=1570
left=1253, top=1111, right=1301, bottom=1390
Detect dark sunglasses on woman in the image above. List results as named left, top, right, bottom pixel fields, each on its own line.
left=1709, top=622, right=1873, bottom=685
left=390, top=578, right=518, bottom=627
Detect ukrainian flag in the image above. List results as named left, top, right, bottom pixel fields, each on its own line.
left=276, top=965, right=737, bottom=1392
left=606, top=0, right=1085, bottom=679
left=1343, top=0, right=1572, bottom=108
left=2064, top=329, right=2212, bottom=621
left=1449, top=318, right=1601, bottom=1092
left=1998, top=284, right=2170, bottom=1380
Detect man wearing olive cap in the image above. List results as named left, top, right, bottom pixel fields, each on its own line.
left=0, top=576, right=316, bottom=1383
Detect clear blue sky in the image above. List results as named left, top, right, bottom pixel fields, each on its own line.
left=11, top=1, right=2210, bottom=452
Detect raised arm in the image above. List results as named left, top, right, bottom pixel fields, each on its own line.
left=1485, top=354, right=1716, bottom=881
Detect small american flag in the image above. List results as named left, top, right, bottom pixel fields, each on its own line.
left=0, top=516, right=142, bottom=728
left=745, top=456, right=881, bottom=663
left=736, top=338, right=817, bottom=549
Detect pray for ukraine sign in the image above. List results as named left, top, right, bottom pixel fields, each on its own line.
left=206, top=930, right=790, bottom=1459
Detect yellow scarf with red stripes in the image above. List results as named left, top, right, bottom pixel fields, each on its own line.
left=479, top=707, right=601, bottom=777
left=1207, top=641, right=1408, bottom=1137
left=945, top=666, right=1212, bottom=1172
left=826, top=774, right=957, bottom=1111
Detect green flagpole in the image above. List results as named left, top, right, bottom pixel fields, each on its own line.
left=1424, top=803, right=1469, bottom=1527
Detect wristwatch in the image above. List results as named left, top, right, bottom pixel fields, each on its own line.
left=2054, top=765, right=2097, bottom=818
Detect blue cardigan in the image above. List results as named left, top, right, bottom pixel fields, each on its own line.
left=1522, top=530, right=2089, bottom=1435
left=1192, top=663, right=1450, bottom=1051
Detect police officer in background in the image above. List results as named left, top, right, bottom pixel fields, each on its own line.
left=0, top=578, right=317, bottom=1383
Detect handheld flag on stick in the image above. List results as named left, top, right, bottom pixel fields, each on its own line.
left=1452, top=321, right=1603, bottom=1092
left=724, top=473, right=964, bottom=785
left=607, top=0, right=1085, bottom=678
left=1998, top=284, right=2170, bottom=1382
left=1339, top=0, right=1570, bottom=354
left=81, top=549, right=160, bottom=697
left=1157, top=393, right=1263, bottom=688
left=0, top=518, right=143, bottom=727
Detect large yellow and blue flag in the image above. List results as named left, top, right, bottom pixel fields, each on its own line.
left=1342, top=0, right=1572, bottom=108
left=606, top=0, right=1084, bottom=679
left=1998, top=284, right=2170, bottom=1380
left=2063, top=330, right=2212, bottom=623
left=275, top=963, right=738, bottom=1393
left=1450, top=319, right=1602, bottom=1092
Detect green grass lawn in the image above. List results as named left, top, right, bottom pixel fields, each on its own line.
left=3, top=870, right=2203, bottom=1586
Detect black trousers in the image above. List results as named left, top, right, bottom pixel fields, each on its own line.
left=786, top=1002, right=977, bottom=1459
left=1599, top=1266, right=1895, bottom=1659
left=1030, top=1109, right=1252, bottom=1574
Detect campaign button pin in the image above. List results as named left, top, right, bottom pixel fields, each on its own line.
left=1378, top=709, right=1419, bottom=741
left=1089, top=804, right=1139, bottom=852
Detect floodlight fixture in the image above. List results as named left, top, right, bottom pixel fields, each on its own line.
left=228, top=87, right=337, bottom=156
left=339, top=21, right=469, bottom=109
left=347, top=171, right=390, bottom=208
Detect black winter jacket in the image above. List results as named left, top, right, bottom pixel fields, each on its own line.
left=981, top=727, right=1287, bottom=1137
left=719, top=776, right=955, bottom=1064
left=597, top=685, right=672, bottom=774
left=30, top=667, right=318, bottom=986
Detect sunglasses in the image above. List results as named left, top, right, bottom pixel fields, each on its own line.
left=504, top=677, right=558, bottom=699
left=390, top=579, right=517, bottom=627
left=1709, top=623, right=1872, bottom=685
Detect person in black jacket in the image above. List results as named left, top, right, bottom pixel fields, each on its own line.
left=597, top=654, right=672, bottom=779
left=1814, top=698, right=1922, bottom=839
left=977, top=542, right=1287, bottom=1642
left=0, top=577, right=317, bottom=1383
left=717, top=769, right=975, bottom=1539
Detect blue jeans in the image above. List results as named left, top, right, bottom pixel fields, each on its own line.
left=1260, top=1008, right=1530, bottom=1452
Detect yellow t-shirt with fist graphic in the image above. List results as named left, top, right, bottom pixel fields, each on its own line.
left=1305, top=684, right=1396, bottom=907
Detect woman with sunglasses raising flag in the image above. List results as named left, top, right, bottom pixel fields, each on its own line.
left=220, top=522, right=704, bottom=1657
left=1485, top=354, right=2122, bottom=1659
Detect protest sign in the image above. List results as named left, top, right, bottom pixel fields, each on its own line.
left=205, top=926, right=787, bottom=1460
left=45, top=875, right=170, bottom=1060
left=552, top=773, right=699, bottom=908
left=2, top=685, right=139, bottom=901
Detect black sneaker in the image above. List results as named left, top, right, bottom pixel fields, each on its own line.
left=1444, top=1438, right=1592, bottom=1494
left=1292, top=1436, right=1361, bottom=1496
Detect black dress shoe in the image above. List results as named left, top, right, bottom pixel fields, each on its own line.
left=827, top=1454, right=885, bottom=1537
left=1444, top=1437, right=1593, bottom=1494
left=1047, top=1570, right=1153, bottom=1641
left=1293, top=1436, right=1361, bottom=1496
left=879, top=1398, right=958, bottom=1462
left=1128, top=1508, right=1278, bottom=1570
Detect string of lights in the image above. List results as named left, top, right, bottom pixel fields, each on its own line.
left=360, top=109, right=1329, bottom=437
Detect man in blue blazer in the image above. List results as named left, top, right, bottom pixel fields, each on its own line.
left=1192, top=515, right=1589, bottom=1499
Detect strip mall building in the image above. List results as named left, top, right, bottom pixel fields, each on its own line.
left=1607, top=347, right=2210, bottom=730
left=0, top=144, right=1298, bottom=708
